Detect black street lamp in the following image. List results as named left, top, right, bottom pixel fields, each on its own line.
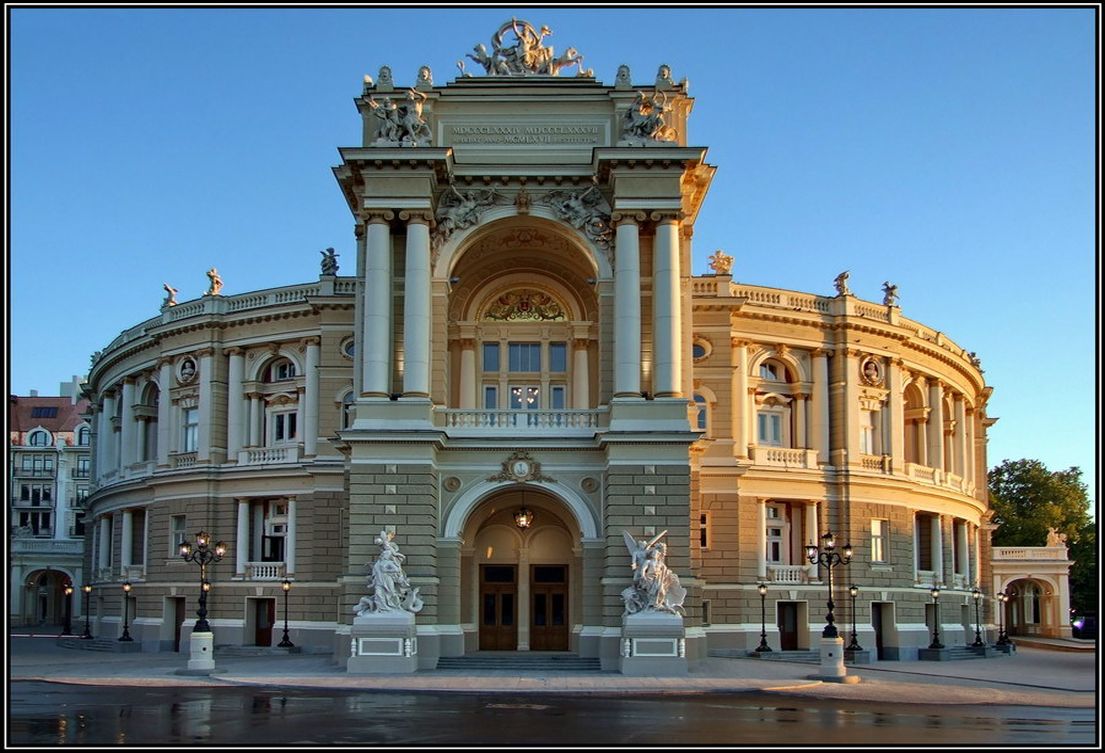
left=971, top=587, right=985, bottom=648
left=845, top=584, right=862, bottom=651
left=755, top=582, right=772, bottom=652
left=61, top=583, right=74, bottom=636
left=995, top=589, right=1015, bottom=647
left=277, top=578, right=295, bottom=648
left=118, top=581, right=133, bottom=642
left=179, top=531, right=226, bottom=633
left=80, top=584, right=93, bottom=639
left=928, top=585, right=943, bottom=649
left=805, top=531, right=853, bottom=638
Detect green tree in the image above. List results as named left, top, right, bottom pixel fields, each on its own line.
left=988, top=459, right=1096, bottom=615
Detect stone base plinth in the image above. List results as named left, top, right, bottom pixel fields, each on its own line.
left=619, top=611, right=687, bottom=676
left=187, top=631, right=215, bottom=672
left=808, top=636, right=860, bottom=683
left=346, top=612, right=418, bottom=674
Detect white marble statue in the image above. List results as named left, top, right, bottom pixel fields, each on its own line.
left=162, top=282, right=179, bottom=307
left=367, top=89, right=431, bottom=147
left=621, top=530, right=687, bottom=616
left=465, top=19, right=584, bottom=77
left=354, top=529, right=424, bottom=615
left=205, top=267, right=223, bottom=296
left=1046, top=527, right=1068, bottom=547
left=619, top=89, right=677, bottom=145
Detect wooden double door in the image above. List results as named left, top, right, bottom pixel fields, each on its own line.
left=479, top=564, right=568, bottom=651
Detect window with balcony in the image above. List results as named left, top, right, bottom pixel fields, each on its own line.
left=249, top=500, right=287, bottom=565
left=508, top=342, right=541, bottom=372
left=19, top=484, right=53, bottom=505
left=18, top=511, right=52, bottom=536
left=871, top=519, right=889, bottom=563
left=270, top=411, right=298, bottom=445
left=757, top=411, right=784, bottom=446
left=753, top=356, right=799, bottom=450
left=267, top=358, right=297, bottom=381
left=181, top=407, right=199, bottom=452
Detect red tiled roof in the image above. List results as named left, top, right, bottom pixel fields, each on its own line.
left=8, top=395, right=91, bottom=435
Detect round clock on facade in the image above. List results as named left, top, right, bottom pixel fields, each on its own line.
left=512, top=458, right=532, bottom=479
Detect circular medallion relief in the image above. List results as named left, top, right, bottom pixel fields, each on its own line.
left=443, top=476, right=461, bottom=493
left=177, top=357, right=197, bottom=385
left=860, top=357, right=884, bottom=386
left=340, top=337, right=355, bottom=360
left=580, top=477, right=598, bottom=493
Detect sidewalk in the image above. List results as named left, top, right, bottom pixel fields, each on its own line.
left=7, top=635, right=1096, bottom=708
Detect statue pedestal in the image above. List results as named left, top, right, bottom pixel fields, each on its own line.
left=808, top=636, right=860, bottom=684
left=346, top=612, right=418, bottom=674
left=619, top=612, right=687, bottom=676
left=186, top=631, right=216, bottom=672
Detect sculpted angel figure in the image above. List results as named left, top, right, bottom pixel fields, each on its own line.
left=354, top=529, right=424, bottom=615
left=162, top=282, right=178, bottom=307
left=434, top=183, right=502, bottom=246
left=882, top=280, right=899, bottom=306
left=834, top=270, right=851, bottom=297
left=205, top=267, right=223, bottom=296
left=621, top=529, right=687, bottom=615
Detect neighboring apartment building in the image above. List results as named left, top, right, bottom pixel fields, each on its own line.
left=9, top=378, right=91, bottom=627
left=80, top=21, right=1021, bottom=665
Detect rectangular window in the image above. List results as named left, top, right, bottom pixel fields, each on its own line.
left=861, top=412, right=875, bottom=454
left=550, top=385, right=566, bottom=410
left=483, top=385, right=498, bottom=410
left=76, top=457, right=90, bottom=476
left=182, top=408, right=199, bottom=452
left=758, top=412, right=783, bottom=446
left=699, top=512, right=711, bottom=550
left=31, top=406, right=59, bottom=418
left=871, top=519, right=889, bottom=563
left=170, top=514, right=187, bottom=554
left=508, top=342, right=541, bottom=372
left=767, top=526, right=783, bottom=563
left=548, top=342, right=567, bottom=372
left=482, top=343, right=500, bottom=372
left=916, top=515, right=933, bottom=571
left=273, top=412, right=298, bottom=443
left=509, top=386, right=540, bottom=411
left=21, top=455, right=32, bottom=472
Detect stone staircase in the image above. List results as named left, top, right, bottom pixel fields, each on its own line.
left=435, top=653, right=605, bottom=672
left=919, top=645, right=1008, bottom=661
left=710, top=648, right=821, bottom=663
left=213, top=645, right=304, bottom=657
left=57, top=637, right=141, bottom=653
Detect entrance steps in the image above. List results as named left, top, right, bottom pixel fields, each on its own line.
left=711, top=649, right=820, bottom=663
left=436, top=653, right=604, bottom=672
left=57, top=637, right=141, bottom=653
left=213, top=645, right=304, bottom=657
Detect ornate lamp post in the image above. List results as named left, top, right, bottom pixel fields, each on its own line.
left=80, top=584, right=93, bottom=639
left=118, top=581, right=133, bottom=642
left=755, top=582, right=772, bottom=652
left=61, top=583, right=74, bottom=636
left=277, top=578, right=295, bottom=648
left=928, top=585, right=943, bottom=649
left=805, top=531, right=853, bottom=638
left=995, top=588, right=1015, bottom=647
left=845, top=584, right=862, bottom=651
left=971, top=587, right=985, bottom=647
left=179, top=531, right=226, bottom=632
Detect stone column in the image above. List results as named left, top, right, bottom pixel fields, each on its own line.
left=956, top=519, right=969, bottom=576
left=352, top=223, right=366, bottom=397
left=794, top=393, right=808, bottom=448
left=286, top=497, right=297, bottom=576
left=157, top=360, right=172, bottom=466
left=401, top=212, right=432, bottom=398
left=572, top=338, right=590, bottom=409
left=121, top=510, right=133, bottom=570
left=458, top=339, right=476, bottom=409
left=119, top=379, right=136, bottom=470
left=886, top=359, right=905, bottom=472
left=197, top=349, right=214, bottom=460
left=954, top=395, right=967, bottom=479
left=811, top=350, right=830, bottom=464
left=927, top=379, right=944, bottom=472
left=304, top=338, right=320, bottom=456
left=226, top=348, right=245, bottom=459
left=731, top=339, right=749, bottom=458
left=931, top=515, right=944, bottom=583
left=613, top=215, right=642, bottom=397
left=842, top=349, right=861, bottom=460
left=234, top=501, right=250, bottom=577
left=805, top=502, right=819, bottom=546
left=966, top=408, right=977, bottom=489
left=363, top=212, right=394, bottom=397
left=98, top=516, right=111, bottom=574
left=651, top=213, right=682, bottom=398
left=757, top=499, right=767, bottom=579
left=248, top=393, right=262, bottom=448
left=101, top=391, right=117, bottom=476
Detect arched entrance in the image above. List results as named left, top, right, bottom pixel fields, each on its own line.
left=459, top=486, right=583, bottom=652
left=22, top=567, right=74, bottom=628
left=1003, top=577, right=1064, bottom=638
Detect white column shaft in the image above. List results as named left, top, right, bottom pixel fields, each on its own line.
left=121, top=510, right=133, bottom=568
left=119, top=380, right=136, bottom=469
left=157, top=364, right=172, bottom=466
left=402, top=220, right=431, bottom=396
left=733, top=342, right=749, bottom=458
left=613, top=220, right=641, bottom=397
left=101, top=392, right=117, bottom=475
left=364, top=220, right=392, bottom=396
left=236, top=501, right=250, bottom=576
left=198, top=352, right=213, bottom=459
left=572, top=342, right=589, bottom=409
left=931, top=515, right=943, bottom=582
left=286, top=498, right=297, bottom=575
left=954, top=396, right=967, bottom=478
left=304, top=341, right=320, bottom=456
left=795, top=395, right=807, bottom=448
left=811, top=352, right=830, bottom=463
left=757, top=500, right=767, bottom=578
left=928, top=380, right=944, bottom=471
left=459, top=343, right=476, bottom=409
left=652, top=219, right=682, bottom=397
left=98, top=517, right=111, bottom=571
left=249, top=395, right=261, bottom=447
left=227, top=352, right=245, bottom=457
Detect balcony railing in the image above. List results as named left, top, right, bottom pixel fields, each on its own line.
left=121, top=564, right=146, bottom=581
left=245, top=561, right=287, bottom=580
left=767, top=564, right=812, bottom=584
left=993, top=546, right=1070, bottom=561
left=9, top=538, right=82, bottom=555
left=170, top=452, right=198, bottom=469
left=750, top=446, right=819, bottom=469
left=437, top=409, right=605, bottom=434
left=237, top=445, right=302, bottom=466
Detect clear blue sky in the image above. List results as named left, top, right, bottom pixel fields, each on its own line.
left=9, top=7, right=1097, bottom=500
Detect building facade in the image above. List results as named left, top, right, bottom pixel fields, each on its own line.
left=9, top=379, right=92, bottom=628
left=81, top=21, right=998, bottom=666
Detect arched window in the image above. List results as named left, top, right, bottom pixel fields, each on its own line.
left=694, top=393, right=708, bottom=433
left=266, top=358, right=297, bottom=382
left=754, top=357, right=796, bottom=449
left=29, top=430, right=50, bottom=447
left=341, top=392, right=355, bottom=430
left=77, top=426, right=91, bottom=446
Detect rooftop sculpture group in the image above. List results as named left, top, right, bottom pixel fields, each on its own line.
left=463, top=18, right=590, bottom=77
left=367, top=88, right=432, bottom=147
